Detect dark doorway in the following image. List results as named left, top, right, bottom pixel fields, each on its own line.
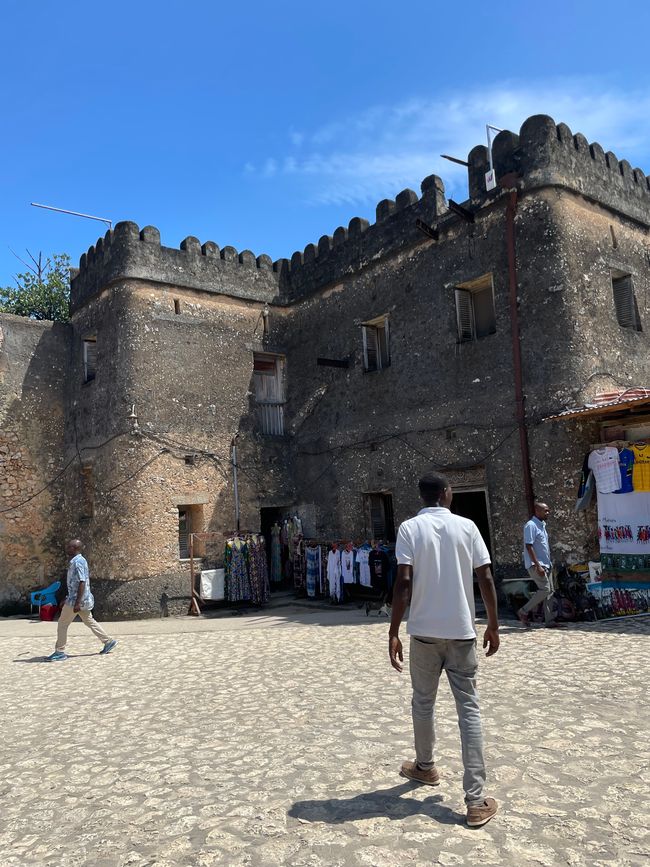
left=451, top=489, right=492, bottom=556
left=260, top=506, right=291, bottom=591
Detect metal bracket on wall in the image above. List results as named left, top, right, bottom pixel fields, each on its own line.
left=448, top=200, right=476, bottom=223
left=416, top=218, right=439, bottom=241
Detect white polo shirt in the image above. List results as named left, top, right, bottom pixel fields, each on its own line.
left=395, top=507, right=491, bottom=639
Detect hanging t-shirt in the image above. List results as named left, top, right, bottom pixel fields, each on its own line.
left=631, top=444, right=650, bottom=491
left=356, top=546, right=372, bottom=586
left=327, top=549, right=342, bottom=601
left=341, top=549, right=355, bottom=584
left=615, top=448, right=635, bottom=494
left=588, top=447, right=622, bottom=494
left=369, top=548, right=390, bottom=591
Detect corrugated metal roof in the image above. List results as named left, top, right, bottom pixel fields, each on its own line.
left=543, top=388, right=650, bottom=422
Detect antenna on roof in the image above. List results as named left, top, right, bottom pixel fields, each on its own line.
left=30, top=202, right=113, bottom=229
left=485, top=124, right=503, bottom=191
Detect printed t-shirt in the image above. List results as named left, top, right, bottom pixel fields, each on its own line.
left=395, top=507, right=491, bottom=639
left=631, top=444, right=650, bottom=491
left=615, top=448, right=635, bottom=494
left=588, top=447, right=622, bottom=494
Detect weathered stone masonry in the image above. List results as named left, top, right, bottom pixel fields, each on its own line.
left=2, top=113, right=650, bottom=616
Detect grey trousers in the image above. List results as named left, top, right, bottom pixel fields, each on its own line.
left=522, top=566, right=552, bottom=623
left=409, top=635, right=486, bottom=806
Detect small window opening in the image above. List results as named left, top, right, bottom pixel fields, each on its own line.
left=174, top=298, right=181, bottom=315
left=362, top=316, right=390, bottom=372
left=184, top=454, right=196, bottom=466
left=455, top=275, right=496, bottom=342
left=83, top=338, right=97, bottom=383
left=612, top=273, right=642, bottom=331
left=178, top=504, right=204, bottom=558
left=364, top=492, right=396, bottom=542
left=253, top=353, right=285, bottom=436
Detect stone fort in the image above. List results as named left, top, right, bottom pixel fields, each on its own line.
left=2, top=113, right=650, bottom=616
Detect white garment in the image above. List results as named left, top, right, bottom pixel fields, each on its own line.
left=395, top=507, right=491, bottom=640
left=588, top=447, right=622, bottom=494
left=356, top=547, right=372, bottom=586
left=327, top=549, right=342, bottom=601
left=341, top=549, right=355, bottom=584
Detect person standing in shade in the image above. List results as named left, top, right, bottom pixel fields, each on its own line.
left=518, top=502, right=554, bottom=627
left=46, top=539, right=117, bottom=661
left=389, top=474, right=500, bottom=828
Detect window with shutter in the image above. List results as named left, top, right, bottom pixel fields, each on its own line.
left=455, top=289, right=475, bottom=341
left=253, top=353, right=285, bottom=435
left=362, top=317, right=390, bottom=371
left=612, top=274, right=641, bottom=330
left=83, top=338, right=97, bottom=383
left=364, top=492, right=396, bottom=542
left=455, top=276, right=496, bottom=342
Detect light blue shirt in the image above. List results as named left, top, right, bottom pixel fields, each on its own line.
left=66, top=554, right=95, bottom=609
left=523, top=517, right=551, bottom=569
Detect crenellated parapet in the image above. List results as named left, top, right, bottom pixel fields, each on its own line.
left=71, top=222, right=282, bottom=310
left=278, top=174, right=447, bottom=301
left=468, top=114, right=650, bottom=224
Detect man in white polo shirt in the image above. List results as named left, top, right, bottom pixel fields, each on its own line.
left=388, top=474, right=500, bottom=828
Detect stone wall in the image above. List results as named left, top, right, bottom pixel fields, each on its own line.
left=0, top=315, right=69, bottom=612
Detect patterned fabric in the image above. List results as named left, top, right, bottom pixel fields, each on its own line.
left=293, top=536, right=306, bottom=592
left=224, top=540, right=251, bottom=602
left=248, top=537, right=270, bottom=605
left=66, top=554, right=94, bottom=610
left=306, top=546, right=321, bottom=598
left=270, top=526, right=282, bottom=583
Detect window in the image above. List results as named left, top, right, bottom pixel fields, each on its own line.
left=178, top=505, right=204, bottom=558
left=83, top=338, right=97, bottom=383
left=174, top=298, right=181, bottom=315
left=253, top=353, right=285, bottom=435
left=455, top=275, right=496, bottom=342
left=612, top=273, right=641, bottom=331
left=362, top=316, right=390, bottom=372
left=364, top=492, right=396, bottom=542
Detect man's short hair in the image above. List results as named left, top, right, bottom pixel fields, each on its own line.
left=418, top=473, right=449, bottom=504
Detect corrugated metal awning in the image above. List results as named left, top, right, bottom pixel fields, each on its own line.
left=543, top=388, right=650, bottom=422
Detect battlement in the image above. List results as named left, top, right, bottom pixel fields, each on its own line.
left=468, top=114, right=650, bottom=224
left=70, top=223, right=282, bottom=309
left=277, top=175, right=447, bottom=301
left=72, top=114, right=650, bottom=311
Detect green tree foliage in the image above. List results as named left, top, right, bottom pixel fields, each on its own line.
left=0, top=252, right=71, bottom=322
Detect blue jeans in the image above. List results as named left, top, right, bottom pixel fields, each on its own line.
left=409, top=635, right=486, bottom=806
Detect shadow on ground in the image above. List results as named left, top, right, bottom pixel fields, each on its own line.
left=288, top=781, right=465, bottom=827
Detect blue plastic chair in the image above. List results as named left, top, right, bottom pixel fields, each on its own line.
left=30, top=581, right=61, bottom=615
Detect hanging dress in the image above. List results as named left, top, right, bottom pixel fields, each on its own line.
left=271, top=525, right=282, bottom=583
left=225, top=539, right=252, bottom=602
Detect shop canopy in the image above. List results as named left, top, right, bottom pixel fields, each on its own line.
left=543, top=387, right=650, bottom=422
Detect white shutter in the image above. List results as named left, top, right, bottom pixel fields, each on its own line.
left=612, top=275, right=638, bottom=329
left=378, top=319, right=390, bottom=368
left=455, top=289, right=475, bottom=341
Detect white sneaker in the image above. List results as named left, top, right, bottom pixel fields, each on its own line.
left=378, top=604, right=391, bottom=617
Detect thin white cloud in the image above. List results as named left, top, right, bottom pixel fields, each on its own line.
left=245, top=79, right=650, bottom=206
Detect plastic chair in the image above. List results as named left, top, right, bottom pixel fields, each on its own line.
left=30, top=581, right=61, bottom=616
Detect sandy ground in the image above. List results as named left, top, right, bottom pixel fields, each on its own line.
left=0, top=609, right=648, bottom=866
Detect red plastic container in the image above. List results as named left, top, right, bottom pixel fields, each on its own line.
left=39, top=604, right=58, bottom=622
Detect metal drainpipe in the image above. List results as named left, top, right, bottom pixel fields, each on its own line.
left=505, top=187, right=535, bottom=516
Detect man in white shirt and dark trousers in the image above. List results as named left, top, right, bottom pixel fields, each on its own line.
left=517, top=502, right=553, bottom=627
left=389, top=474, right=500, bottom=828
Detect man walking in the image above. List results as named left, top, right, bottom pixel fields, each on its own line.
left=518, top=501, right=553, bottom=627
left=388, top=474, right=500, bottom=828
left=46, top=540, right=117, bottom=661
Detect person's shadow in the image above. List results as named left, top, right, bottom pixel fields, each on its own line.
left=13, top=653, right=98, bottom=663
left=289, top=781, right=464, bottom=826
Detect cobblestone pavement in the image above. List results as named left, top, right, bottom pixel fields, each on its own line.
left=0, top=611, right=649, bottom=866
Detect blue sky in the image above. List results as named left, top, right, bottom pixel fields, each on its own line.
left=2, top=0, right=650, bottom=287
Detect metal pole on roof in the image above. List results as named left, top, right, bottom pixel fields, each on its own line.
left=30, top=202, right=113, bottom=229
